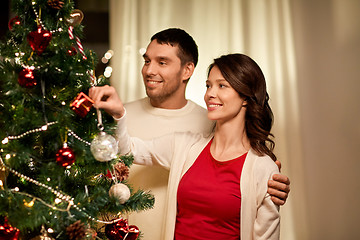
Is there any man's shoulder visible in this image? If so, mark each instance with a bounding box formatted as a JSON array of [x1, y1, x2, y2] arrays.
[[124, 97, 147, 108]]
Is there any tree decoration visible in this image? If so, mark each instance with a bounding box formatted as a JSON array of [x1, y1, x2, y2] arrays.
[[8, 16, 21, 31], [0, 217, 20, 240], [47, 0, 64, 10], [70, 92, 94, 118], [67, 46, 77, 56], [105, 218, 139, 240], [27, 26, 52, 55], [68, 26, 87, 60], [66, 220, 86, 240], [90, 131, 118, 162], [106, 162, 129, 182], [90, 109, 118, 162], [109, 183, 131, 204], [55, 143, 76, 167], [67, 9, 84, 26], [18, 66, 37, 88]]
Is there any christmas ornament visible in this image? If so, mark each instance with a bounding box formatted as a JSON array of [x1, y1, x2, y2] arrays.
[[109, 183, 130, 204], [8, 16, 21, 31], [105, 218, 139, 240], [27, 26, 52, 55], [67, 9, 84, 26], [106, 162, 129, 182], [0, 217, 20, 240], [66, 220, 86, 240], [70, 92, 94, 118], [55, 143, 76, 167], [91, 131, 118, 162], [68, 26, 87, 60], [67, 46, 77, 56], [47, 0, 64, 9], [18, 67, 37, 88]]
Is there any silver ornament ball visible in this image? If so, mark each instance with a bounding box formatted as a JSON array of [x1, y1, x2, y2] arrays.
[[109, 183, 131, 204], [90, 131, 118, 162]]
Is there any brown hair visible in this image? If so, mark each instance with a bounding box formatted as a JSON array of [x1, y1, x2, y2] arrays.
[[208, 53, 276, 161]]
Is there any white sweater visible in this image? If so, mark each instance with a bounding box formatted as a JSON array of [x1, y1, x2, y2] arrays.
[[116, 112, 280, 240], [123, 98, 214, 239]]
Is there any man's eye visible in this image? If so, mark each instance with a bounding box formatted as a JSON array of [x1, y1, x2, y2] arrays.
[[159, 61, 166, 65]]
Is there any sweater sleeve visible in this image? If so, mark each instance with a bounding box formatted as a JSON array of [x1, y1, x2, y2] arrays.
[[253, 157, 280, 240], [115, 110, 174, 170]]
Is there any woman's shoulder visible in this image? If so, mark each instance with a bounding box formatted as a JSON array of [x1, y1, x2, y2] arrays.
[[246, 150, 279, 174]]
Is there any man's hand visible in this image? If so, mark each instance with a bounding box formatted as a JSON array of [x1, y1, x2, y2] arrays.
[[267, 160, 291, 206], [89, 85, 125, 118]]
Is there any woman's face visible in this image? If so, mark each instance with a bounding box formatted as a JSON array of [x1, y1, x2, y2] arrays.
[[204, 66, 246, 123]]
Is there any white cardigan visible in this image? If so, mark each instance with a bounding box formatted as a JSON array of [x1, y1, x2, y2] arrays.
[[116, 114, 280, 240]]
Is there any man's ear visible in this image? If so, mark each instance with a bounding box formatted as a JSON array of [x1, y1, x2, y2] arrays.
[[182, 62, 195, 82]]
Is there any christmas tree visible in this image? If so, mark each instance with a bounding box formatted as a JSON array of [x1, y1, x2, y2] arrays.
[[0, 0, 154, 239]]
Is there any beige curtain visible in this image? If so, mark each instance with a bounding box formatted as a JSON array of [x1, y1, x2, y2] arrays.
[[109, 0, 304, 239]]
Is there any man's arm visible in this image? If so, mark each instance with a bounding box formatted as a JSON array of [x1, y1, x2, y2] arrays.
[[267, 160, 291, 206]]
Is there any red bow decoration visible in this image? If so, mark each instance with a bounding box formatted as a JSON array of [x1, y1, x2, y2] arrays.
[[105, 218, 139, 240], [70, 92, 94, 118]]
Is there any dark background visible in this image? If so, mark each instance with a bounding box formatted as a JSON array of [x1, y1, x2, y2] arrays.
[[0, 0, 110, 75]]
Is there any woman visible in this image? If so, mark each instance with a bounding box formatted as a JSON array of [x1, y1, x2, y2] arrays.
[[115, 53, 280, 240]]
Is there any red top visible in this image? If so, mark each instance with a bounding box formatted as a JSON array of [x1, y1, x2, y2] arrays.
[[174, 139, 247, 240]]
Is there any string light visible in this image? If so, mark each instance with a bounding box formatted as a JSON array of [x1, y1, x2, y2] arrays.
[[1, 121, 57, 144]]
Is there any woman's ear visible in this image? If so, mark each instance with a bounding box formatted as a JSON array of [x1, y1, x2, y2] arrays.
[[242, 98, 248, 107]]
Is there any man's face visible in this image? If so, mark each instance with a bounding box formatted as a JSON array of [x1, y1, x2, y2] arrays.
[[141, 40, 186, 105]]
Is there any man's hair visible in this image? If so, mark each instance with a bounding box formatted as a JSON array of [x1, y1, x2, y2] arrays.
[[151, 28, 198, 67]]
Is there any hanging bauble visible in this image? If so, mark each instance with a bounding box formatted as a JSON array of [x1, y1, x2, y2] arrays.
[[0, 217, 20, 240], [90, 131, 118, 162], [109, 183, 130, 204], [55, 143, 76, 167], [105, 218, 139, 240], [70, 92, 94, 118], [67, 46, 77, 56], [27, 26, 52, 55], [18, 67, 37, 88], [47, 0, 64, 10], [67, 9, 84, 26], [8, 16, 21, 31]]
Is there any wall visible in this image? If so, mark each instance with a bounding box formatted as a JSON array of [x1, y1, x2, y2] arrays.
[[290, 0, 360, 239]]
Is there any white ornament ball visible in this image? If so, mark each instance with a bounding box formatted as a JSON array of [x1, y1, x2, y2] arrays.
[[90, 131, 118, 162], [109, 183, 131, 204]]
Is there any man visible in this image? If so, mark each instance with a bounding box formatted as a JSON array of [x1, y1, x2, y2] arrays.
[[90, 28, 290, 239]]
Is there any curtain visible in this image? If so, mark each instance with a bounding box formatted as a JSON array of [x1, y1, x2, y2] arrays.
[[109, 0, 303, 239]]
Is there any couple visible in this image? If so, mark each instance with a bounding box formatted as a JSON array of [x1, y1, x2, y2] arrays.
[[90, 28, 289, 240]]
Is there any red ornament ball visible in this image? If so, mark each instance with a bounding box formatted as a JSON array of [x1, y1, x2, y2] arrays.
[[105, 219, 139, 240], [18, 67, 37, 88], [8, 16, 21, 31], [67, 46, 77, 56], [27, 26, 52, 55], [55, 144, 76, 167], [0, 217, 20, 240]]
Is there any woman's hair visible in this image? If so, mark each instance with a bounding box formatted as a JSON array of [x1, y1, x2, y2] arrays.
[[208, 53, 276, 161]]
